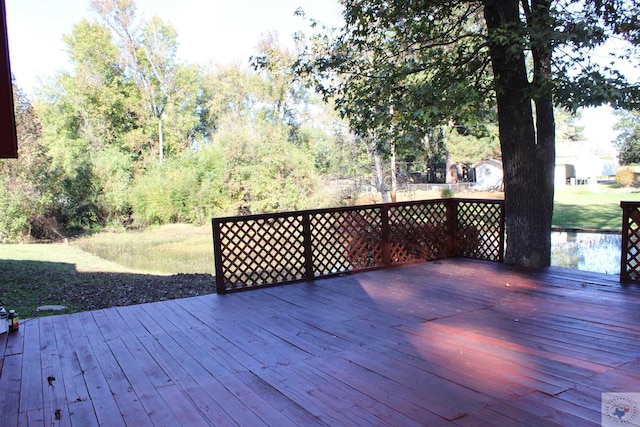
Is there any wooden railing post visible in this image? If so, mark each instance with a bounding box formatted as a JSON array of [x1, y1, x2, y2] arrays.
[[498, 201, 505, 263], [619, 201, 640, 283], [446, 199, 458, 257], [302, 213, 315, 280], [212, 218, 226, 294], [381, 205, 392, 266], [621, 202, 629, 282]]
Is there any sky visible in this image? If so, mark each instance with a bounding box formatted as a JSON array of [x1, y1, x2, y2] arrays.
[[3, 0, 633, 149], [5, 0, 343, 95]]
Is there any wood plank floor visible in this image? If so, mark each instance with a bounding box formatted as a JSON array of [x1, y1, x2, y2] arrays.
[[1, 258, 640, 426]]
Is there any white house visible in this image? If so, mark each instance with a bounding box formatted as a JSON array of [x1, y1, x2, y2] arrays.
[[555, 163, 577, 186], [472, 159, 503, 191]]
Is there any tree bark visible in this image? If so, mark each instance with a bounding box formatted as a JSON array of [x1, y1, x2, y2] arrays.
[[373, 149, 389, 203], [445, 150, 458, 184], [483, 0, 555, 267]]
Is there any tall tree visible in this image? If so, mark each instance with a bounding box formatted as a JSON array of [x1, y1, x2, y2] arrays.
[[251, 33, 310, 140], [296, 0, 639, 267], [91, 0, 210, 163], [61, 19, 138, 149], [614, 109, 640, 165], [0, 83, 57, 240]]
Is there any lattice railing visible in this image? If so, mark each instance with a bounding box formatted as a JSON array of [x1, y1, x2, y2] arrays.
[[213, 198, 505, 292], [455, 201, 505, 261], [620, 201, 640, 282]]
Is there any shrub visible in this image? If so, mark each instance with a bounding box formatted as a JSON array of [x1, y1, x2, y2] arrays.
[[91, 146, 134, 225], [130, 147, 229, 226], [616, 167, 636, 187], [215, 118, 320, 214], [441, 187, 454, 198]]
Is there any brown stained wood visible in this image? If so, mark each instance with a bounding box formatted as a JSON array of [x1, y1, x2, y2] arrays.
[[51, 316, 90, 405], [67, 399, 100, 427], [0, 0, 17, 159], [18, 319, 43, 418], [0, 353, 21, 426], [76, 311, 153, 426], [508, 391, 601, 426], [39, 316, 72, 427], [1, 259, 640, 426]]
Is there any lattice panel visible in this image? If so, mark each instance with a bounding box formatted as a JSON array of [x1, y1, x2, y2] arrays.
[[313, 208, 384, 272], [213, 199, 506, 292], [456, 201, 503, 261], [217, 215, 306, 291], [623, 207, 640, 281], [388, 202, 448, 263], [310, 211, 351, 275]]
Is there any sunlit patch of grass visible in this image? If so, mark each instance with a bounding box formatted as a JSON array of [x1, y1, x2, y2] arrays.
[[553, 184, 640, 231], [72, 224, 214, 274]]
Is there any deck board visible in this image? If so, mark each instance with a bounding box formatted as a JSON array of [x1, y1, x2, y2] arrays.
[[1, 258, 640, 426]]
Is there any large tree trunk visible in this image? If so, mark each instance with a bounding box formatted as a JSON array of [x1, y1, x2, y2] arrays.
[[373, 150, 389, 203], [445, 150, 458, 184], [484, 0, 555, 268]]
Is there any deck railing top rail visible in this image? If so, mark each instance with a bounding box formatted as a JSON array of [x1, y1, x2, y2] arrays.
[[212, 198, 505, 293]]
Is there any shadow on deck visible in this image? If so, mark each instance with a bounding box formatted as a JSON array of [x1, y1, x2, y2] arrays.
[[1, 258, 639, 426]]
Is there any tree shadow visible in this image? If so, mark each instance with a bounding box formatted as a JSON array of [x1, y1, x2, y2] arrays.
[[0, 258, 215, 317]]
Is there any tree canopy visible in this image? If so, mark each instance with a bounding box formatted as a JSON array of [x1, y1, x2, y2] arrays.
[[295, 0, 640, 267], [0, 1, 365, 241]]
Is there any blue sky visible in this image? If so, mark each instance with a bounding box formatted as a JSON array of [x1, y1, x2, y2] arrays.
[[5, 0, 343, 95]]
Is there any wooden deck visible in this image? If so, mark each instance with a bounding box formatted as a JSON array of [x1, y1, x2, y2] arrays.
[[1, 258, 639, 426]]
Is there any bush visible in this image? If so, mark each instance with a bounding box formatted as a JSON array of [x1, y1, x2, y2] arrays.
[[616, 167, 636, 187], [215, 118, 320, 214], [91, 146, 134, 225], [441, 187, 454, 198], [0, 185, 31, 242], [130, 147, 229, 226]]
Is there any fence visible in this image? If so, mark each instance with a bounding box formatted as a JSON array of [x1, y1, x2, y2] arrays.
[[212, 198, 505, 293], [620, 201, 640, 282]]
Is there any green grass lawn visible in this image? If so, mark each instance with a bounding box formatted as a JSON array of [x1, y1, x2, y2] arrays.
[[552, 184, 640, 230]]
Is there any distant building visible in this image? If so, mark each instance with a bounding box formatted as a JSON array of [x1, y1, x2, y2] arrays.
[[471, 159, 503, 191], [555, 156, 618, 184], [555, 163, 576, 186]]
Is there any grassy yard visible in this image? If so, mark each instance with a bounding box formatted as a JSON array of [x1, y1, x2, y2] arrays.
[[552, 184, 640, 230], [72, 223, 214, 275], [0, 225, 215, 317]]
